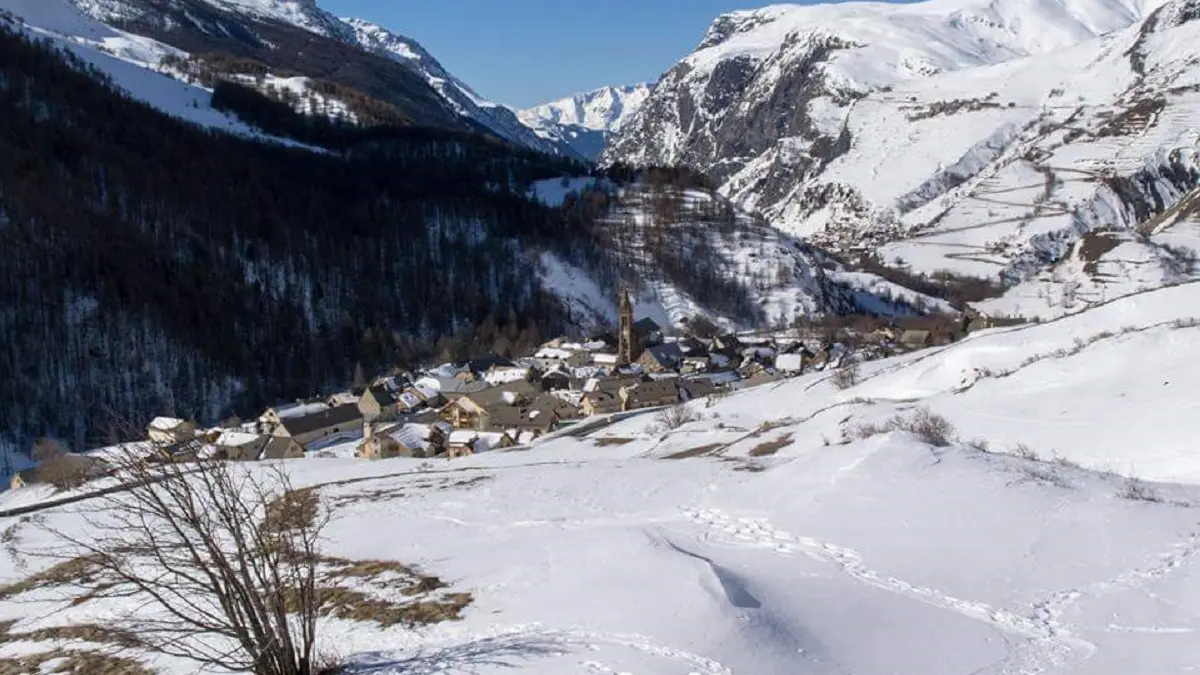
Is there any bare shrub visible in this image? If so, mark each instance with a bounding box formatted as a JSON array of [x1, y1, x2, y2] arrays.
[[656, 404, 699, 431], [966, 438, 991, 453], [43, 442, 332, 675], [831, 360, 861, 390], [892, 408, 956, 447], [846, 408, 955, 447], [1119, 476, 1161, 503], [1052, 454, 1082, 469], [1019, 465, 1071, 489], [848, 421, 888, 441], [1013, 443, 1039, 461]]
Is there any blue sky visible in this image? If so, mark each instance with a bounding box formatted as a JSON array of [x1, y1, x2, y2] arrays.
[[321, 0, 760, 108]]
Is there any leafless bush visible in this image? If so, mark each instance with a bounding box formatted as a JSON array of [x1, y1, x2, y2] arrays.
[[1119, 476, 1161, 503], [847, 408, 955, 447], [44, 442, 332, 675], [1013, 443, 1039, 461], [831, 360, 861, 390], [893, 408, 956, 447], [1052, 454, 1082, 469], [966, 438, 991, 453], [656, 404, 700, 431], [1018, 464, 1071, 489]]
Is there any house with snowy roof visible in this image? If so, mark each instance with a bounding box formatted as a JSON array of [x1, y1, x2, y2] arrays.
[[146, 417, 196, 445], [446, 430, 514, 458], [271, 403, 362, 447]]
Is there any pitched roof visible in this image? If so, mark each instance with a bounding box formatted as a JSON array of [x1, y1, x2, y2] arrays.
[[277, 403, 362, 436], [467, 354, 515, 373], [261, 437, 301, 459], [149, 417, 189, 431], [643, 343, 684, 367], [624, 378, 680, 402], [677, 378, 716, 399], [365, 385, 397, 407], [633, 317, 661, 336], [462, 381, 539, 410], [215, 430, 265, 449]]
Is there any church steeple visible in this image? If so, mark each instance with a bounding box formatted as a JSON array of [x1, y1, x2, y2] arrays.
[[617, 288, 635, 366]]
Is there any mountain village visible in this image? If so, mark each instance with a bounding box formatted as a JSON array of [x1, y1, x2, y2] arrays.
[[11, 291, 997, 490]]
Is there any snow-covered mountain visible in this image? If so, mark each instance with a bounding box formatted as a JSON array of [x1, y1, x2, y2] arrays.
[[603, 0, 1200, 307], [7, 0, 582, 157], [519, 84, 653, 161]]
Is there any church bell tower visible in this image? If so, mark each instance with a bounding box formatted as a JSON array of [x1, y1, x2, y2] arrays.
[[617, 288, 635, 366]]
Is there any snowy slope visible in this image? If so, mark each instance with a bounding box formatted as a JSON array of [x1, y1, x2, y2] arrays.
[[0, 0, 291, 139], [56, 0, 583, 156], [604, 0, 1200, 304], [518, 83, 653, 160], [4, 284, 1200, 674]]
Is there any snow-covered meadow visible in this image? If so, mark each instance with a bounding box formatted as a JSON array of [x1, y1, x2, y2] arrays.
[[2, 283, 1199, 674]]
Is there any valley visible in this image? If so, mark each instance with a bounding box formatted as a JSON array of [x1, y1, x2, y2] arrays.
[[0, 0, 1199, 673]]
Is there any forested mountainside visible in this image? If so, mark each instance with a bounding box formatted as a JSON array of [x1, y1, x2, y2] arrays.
[[540, 173, 944, 331], [0, 25, 932, 455], [34, 0, 579, 157], [0, 25, 583, 453]]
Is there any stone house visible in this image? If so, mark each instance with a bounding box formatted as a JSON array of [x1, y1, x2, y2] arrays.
[[446, 430, 514, 458], [358, 385, 401, 422], [581, 391, 622, 416], [272, 403, 363, 447], [900, 329, 933, 349], [620, 379, 681, 411], [356, 423, 406, 460], [677, 378, 717, 402], [540, 370, 571, 392], [638, 343, 684, 373], [442, 381, 538, 429], [213, 430, 269, 461], [260, 437, 305, 460], [147, 417, 196, 445]]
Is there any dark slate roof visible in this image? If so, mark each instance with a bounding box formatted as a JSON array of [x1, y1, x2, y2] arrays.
[[633, 317, 661, 337], [366, 385, 398, 407], [625, 378, 680, 402], [678, 378, 716, 400], [278, 403, 362, 436], [261, 437, 301, 459], [644, 343, 684, 367], [465, 381, 540, 410], [467, 354, 516, 374]]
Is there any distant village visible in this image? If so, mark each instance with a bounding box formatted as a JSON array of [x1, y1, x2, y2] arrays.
[[11, 292, 1000, 490]]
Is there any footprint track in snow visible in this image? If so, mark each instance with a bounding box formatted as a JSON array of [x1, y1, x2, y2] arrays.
[[681, 507, 1094, 674]]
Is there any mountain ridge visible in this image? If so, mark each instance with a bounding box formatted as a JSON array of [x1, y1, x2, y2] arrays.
[[602, 0, 1200, 316], [518, 83, 654, 161]]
